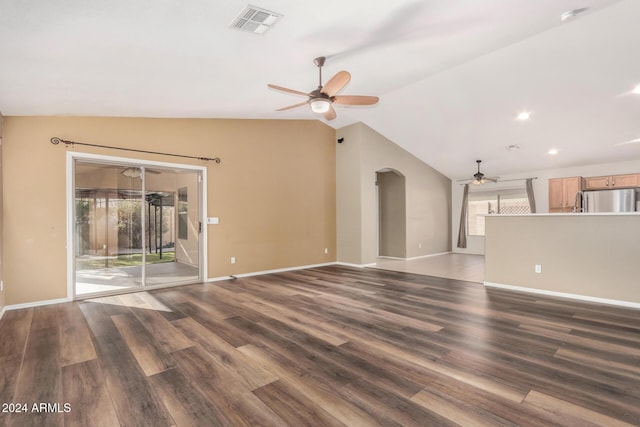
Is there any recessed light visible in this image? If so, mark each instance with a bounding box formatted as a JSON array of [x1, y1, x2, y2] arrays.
[[633, 85, 640, 95], [561, 7, 589, 21], [548, 148, 559, 155], [517, 111, 531, 121]]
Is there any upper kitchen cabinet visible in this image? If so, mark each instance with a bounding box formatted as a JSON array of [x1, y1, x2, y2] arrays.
[[584, 173, 639, 190], [549, 176, 583, 213]]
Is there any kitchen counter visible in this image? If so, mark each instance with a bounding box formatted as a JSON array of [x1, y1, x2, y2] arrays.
[[484, 214, 640, 307], [483, 212, 640, 217]]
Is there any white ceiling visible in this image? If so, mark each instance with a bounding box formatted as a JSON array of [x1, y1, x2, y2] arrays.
[[1, 0, 638, 179]]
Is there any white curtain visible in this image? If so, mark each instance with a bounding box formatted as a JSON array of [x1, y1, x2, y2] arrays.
[[457, 184, 469, 248]]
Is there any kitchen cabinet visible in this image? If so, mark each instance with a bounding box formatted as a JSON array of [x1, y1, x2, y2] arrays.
[[549, 176, 583, 213], [584, 173, 639, 190]]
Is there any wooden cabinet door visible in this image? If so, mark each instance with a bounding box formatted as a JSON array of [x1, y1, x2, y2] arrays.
[[549, 177, 584, 212], [611, 174, 639, 188], [564, 177, 582, 211], [548, 179, 565, 211], [584, 176, 610, 190]]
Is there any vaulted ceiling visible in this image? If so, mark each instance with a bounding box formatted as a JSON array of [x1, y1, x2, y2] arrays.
[[1, 0, 638, 179]]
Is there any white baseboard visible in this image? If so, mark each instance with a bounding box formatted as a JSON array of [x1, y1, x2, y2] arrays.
[[5, 297, 72, 311], [334, 262, 377, 268], [206, 276, 235, 282], [0, 307, 5, 320], [484, 281, 640, 310], [206, 262, 336, 282]]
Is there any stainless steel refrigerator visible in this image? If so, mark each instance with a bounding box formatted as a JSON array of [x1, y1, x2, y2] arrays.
[[584, 188, 636, 213]]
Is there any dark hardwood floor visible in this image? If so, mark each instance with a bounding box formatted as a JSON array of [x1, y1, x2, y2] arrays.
[[1, 265, 639, 426]]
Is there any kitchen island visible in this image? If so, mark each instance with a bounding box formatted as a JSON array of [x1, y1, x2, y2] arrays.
[[484, 212, 640, 307]]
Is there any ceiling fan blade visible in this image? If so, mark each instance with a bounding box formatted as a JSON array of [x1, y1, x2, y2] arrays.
[[333, 95, 379, 106], [321, 71, 351, 97], [267, 84, 310, 97], [323, 105, 337, 121], [276, 101, 308, 111], [614, 138, 640, 146]]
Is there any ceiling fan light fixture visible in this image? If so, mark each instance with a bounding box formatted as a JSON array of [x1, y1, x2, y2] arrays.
[[310, 98, 331, 113], [121, 167, 142, 178]]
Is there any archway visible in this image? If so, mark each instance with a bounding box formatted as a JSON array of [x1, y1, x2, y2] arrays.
[[376, 169, 406, 258]]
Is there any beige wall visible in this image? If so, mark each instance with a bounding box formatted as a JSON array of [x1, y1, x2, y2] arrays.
[[337, 122, 451, 265], [3, 117, 336, 305], [0, 112, 4, 312], [485, 215, 640, 304], [335, 125, 363, 264]]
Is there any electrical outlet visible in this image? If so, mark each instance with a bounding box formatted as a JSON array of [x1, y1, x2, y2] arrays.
[[418, 243, 422, 249], [535, 264, 542, 273], [324, 248, 329, 254], [0, 280, 3, 292], [231, 256, 236, 264]]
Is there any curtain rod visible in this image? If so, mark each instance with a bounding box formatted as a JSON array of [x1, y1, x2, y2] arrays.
[[50, 137, 221, 163], [458, 177, 537, 185]]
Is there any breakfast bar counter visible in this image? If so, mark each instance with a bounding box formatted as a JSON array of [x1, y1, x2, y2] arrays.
[[483, 213, 640, 307]]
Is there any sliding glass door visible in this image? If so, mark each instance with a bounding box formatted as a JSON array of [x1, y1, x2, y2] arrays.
[[73, 159, 201, 298], [144, 168, 200, 287]]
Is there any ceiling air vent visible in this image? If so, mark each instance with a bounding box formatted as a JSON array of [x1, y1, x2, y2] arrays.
[[231, 5, 283, 35]]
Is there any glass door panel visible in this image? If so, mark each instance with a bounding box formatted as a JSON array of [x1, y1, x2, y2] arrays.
[[144, 168, 200, 287], [74, 162, 144, 296]]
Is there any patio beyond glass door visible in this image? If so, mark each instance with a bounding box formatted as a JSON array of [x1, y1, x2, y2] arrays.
[[73, 159, 201, 298]]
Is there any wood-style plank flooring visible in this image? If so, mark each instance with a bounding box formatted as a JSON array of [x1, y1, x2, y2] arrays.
[[1, 265, 639, 426], [373, 253, 485, 283]]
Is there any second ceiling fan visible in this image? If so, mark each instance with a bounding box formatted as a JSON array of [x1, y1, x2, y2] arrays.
[[268, 56, 379, 121], [472, 160, 499, 185]]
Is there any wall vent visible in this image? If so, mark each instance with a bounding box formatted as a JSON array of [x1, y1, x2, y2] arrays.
[[230, 5, 283, 35]]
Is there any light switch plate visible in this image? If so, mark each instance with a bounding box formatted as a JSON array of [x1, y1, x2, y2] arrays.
[[207, 217, 219, 225]]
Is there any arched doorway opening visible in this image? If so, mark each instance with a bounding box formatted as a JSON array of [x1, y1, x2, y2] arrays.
[[376, 169, 406, 258]]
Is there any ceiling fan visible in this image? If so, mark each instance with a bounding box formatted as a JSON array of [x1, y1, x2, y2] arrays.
[[614, 137, 640, 146], [267, 56, 379, 121], [121, 167, 161, 178], [471, 160, 499, 185]]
